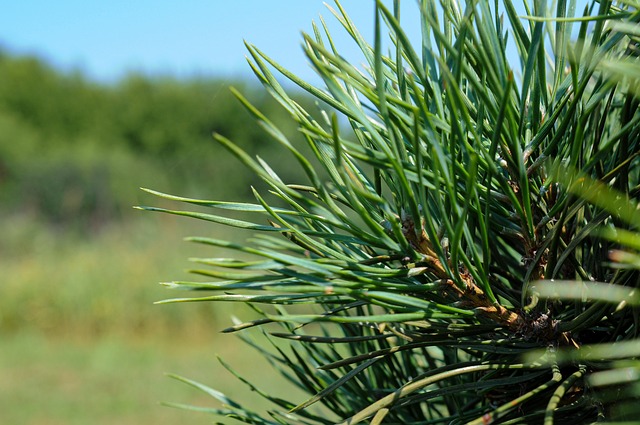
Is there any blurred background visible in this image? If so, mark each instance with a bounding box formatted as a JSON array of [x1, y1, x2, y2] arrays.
[[0, 1, 412, 424]]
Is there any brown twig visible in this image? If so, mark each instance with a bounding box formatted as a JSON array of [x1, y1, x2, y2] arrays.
[[400, 214, 575, 345]]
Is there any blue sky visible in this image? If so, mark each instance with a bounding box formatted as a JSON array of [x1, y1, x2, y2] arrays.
[[0, 1, 420, 84]]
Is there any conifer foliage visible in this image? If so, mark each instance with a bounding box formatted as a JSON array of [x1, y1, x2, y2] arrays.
[[140, 1, 640, 423]]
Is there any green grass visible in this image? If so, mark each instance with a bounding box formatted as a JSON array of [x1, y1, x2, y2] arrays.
[[0, 214, 302, 423], [1, 331, 207, 425], [0, 330, 297, 425], [0, 212, 235, 336]]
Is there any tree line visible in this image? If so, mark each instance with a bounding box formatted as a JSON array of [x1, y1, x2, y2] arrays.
[[0, 50, 310, 230]]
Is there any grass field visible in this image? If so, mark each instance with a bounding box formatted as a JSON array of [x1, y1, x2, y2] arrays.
[[3, 331, 210, 425], [0, 212, 303, 424], [1, 330, 302, 425]]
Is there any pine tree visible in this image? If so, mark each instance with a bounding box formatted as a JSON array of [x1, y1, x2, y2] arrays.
[[139, 1, 640, 423]]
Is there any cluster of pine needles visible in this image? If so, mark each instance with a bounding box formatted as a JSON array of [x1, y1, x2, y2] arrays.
[[139, 1, 640, 423]]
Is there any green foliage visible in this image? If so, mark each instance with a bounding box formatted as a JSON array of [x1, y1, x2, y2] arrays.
[[142, 0, 640, 423], [0, 51, 310, 229]]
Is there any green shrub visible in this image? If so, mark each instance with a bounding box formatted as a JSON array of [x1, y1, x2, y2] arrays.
[[142, 1, 640, 423]]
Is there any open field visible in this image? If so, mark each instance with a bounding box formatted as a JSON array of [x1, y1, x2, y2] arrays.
[[1, 330, 302, 425], [1, 211, 240, 337], [0, 214, 303, 424], [3, 331, 213, 425]]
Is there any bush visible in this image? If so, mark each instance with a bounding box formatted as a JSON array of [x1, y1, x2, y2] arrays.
[[142, 1, 640, 423]]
